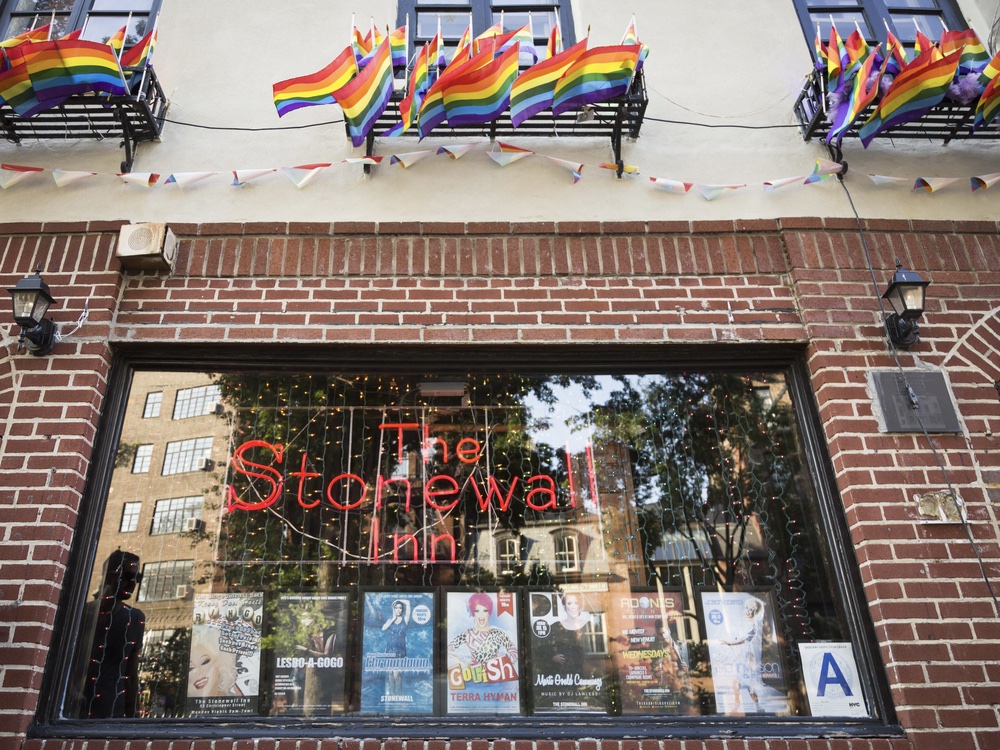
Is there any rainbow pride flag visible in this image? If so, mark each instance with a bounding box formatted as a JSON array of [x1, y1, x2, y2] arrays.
[[472, 23, 502, 54], [351, 25, 370, 63], [389, 24, 407, 68], [546, 21, 562, 60], [973, 72, 1000, 131], [120, 27, 156, 69], [1, 23, 50, 48], [859, 49, 960, 147], [107, 24, 127, 52], [417, 46, 492, 137], [443, 42, 519, 126], [59, 28, 82, 42], [332, 38, 394, 146], [884, 31, 907, 77], [939, 29, 989, 75], [481, 24, 536, 63], [826, 25, 845, 93], [451, 23, 473, 65], [273, 45, 358, 117], [980, 50, 1000, 87], [510, 38, 586, 127], [827, 45, 883, 145], [914, 30, 935, 57], [0, 48, 47, 117], [26, 39, 127, 102], [551, 44, 641, 116], [384, 41, 431, 135]]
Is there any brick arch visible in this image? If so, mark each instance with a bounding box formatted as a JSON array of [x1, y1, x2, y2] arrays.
[[940, 306, 1000, 387]]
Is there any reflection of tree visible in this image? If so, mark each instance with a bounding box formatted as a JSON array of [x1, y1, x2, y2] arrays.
[[140, 629, 190, 718]]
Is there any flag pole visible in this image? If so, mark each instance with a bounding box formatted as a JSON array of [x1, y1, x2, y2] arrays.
[[48, 10, 55, 39], [135, 13, 158, 100], [117, 12, 132, 61]]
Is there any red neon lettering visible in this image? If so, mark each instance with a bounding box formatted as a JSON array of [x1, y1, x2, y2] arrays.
[[525, 474, 557, 510], [376, 475, 412, 511], [565, 446, 577, 508], [471, 475, 518, 513], [393, 533, 419, 563], [379, 422, 419, 460], [325, 473, 367, 511], [425, 474, 460, 511], [423, 425, 449, 464], [455, 438, 482, 465], [290, 453, 321, 509], [226, 440, 284, 512], [369, 515, 380, 561], [431, 532, 457, 563]]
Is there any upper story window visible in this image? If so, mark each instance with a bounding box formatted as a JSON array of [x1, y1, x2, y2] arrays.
[[131, 444, 153, 474], [161, 437, 213, 476], [497, 536, 519, 575], [172, 385, 222, 420], [791, 0, 964, 57], [553, 532, 579, 573], [151, 496, 204, 535], [399, 0, 576, 63], [143, 392, 163, 419], [120, 501, 142, 533], [0, 0, 161, 45]]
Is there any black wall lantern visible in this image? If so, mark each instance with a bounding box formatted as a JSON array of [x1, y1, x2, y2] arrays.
[[7, 267, 57, 356], [881, 260, 930, 350]]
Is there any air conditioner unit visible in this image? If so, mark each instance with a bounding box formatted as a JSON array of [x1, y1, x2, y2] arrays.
[[175, 584, 190, 599], [184, 517, 205, 533], [213, 402, 225, 415], [194, 457, 212, 471], [116, 223, 178, 272]]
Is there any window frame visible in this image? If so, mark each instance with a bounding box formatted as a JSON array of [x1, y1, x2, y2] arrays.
[[131, 443, 153, 474], [143, 392, 162, 419], [790, 0, 965, 58], [33, 343, 900, 740], [0, 0, 162, 44]]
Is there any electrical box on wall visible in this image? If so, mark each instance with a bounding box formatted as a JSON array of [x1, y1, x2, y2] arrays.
[[116, 223, 177, 272], [871, 370, 962, 433]]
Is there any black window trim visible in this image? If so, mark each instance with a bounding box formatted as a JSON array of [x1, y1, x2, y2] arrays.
[[0, 0, 163, 43], [33, 342, 900, 741], [398, 0, 577, 49]]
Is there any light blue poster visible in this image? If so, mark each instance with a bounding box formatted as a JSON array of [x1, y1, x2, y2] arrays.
[[446, 591, 521, 714], [359, 591, 435, 715]]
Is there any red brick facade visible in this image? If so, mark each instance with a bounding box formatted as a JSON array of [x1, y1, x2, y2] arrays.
[[2, 218, 998, 750]]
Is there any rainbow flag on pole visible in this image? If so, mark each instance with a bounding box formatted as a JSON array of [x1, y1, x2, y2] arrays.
[[107, 24, 127, 52], [1, 23, 51, 48], [442, 42, 519, 126], [332, 38, 394, 146], [884, 30, 907, 77], [939, 28, 989, 75], [827, 45, 883, 145], [389, 24, 408, 68], [551, 44, 641, 116], [273, 46, 358, 117], [384, 40, 431, 135], [26, 39, 127, 102], [979, 50, 1000, 86], [859, 48, 960, 147], [546, 20, 562, 59], [0, 48, 47, 117], [417, 46, 492, 137], [620, 15, 649, 70], [973, 72, 1000, 131], [120, 27, 156, 68], [510, 38, 587, 127]]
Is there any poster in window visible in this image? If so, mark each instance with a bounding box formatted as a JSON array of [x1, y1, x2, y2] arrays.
[[359, 590, 435, 715], [270, 593, 350, 716], [446, 590, 521, 714], [527, 588, 610, 713], [614, 589, 691, 715], [187, 592, 263, 716], [701, 590, 790, 716], [798, 642, 868, 717]]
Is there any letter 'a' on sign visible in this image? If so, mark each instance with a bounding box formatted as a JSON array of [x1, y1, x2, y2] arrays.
[[797, 643, 869, 717]]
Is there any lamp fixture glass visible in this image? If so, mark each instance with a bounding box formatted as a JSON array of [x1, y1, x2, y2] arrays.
[[881, 259, 930, 350], [7, 267, 57, 355]]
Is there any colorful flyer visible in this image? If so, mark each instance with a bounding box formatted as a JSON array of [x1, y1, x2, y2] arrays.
[[614, 589, 691, 715], [446, 590, 521, 714], [187, 592, 264, 716], [359, 590, 435, 715], [701, 590, 790, 716], [270, 593, 350, 716], [798, 642, 868, 717], [527, 588, 610, 713]]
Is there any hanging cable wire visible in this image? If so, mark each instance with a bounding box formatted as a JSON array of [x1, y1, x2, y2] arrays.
[[837, 174, 1000, 614], [160, 117, 343, 132]]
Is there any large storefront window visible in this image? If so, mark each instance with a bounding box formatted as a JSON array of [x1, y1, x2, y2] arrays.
[[57, 362, 885, 730]]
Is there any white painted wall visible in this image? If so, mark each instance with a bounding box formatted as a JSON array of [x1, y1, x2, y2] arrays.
[[1, 0, 998, 223]]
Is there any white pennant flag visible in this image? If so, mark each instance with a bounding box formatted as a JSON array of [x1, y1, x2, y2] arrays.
[[763, 175, 808, 192], [487, 150, 531, 167], [542, 156, 583, 183], [812, 158, 844, 177], [695, 183, 745, 201], [232, 168, 277, 186], [390, 150, 434, 169], [281, 163, 330, 189], [341, 156, 383, 165], [437, 144, 476, 160], [650, 177, 693, 194], [165, 171, 216, 187], [913, 177, 960, 193], [1, 164, 44, 189], [864, 173, 910, 186], [971, 172, 1000, 191], [118, 172, 160, 187], [52, 169, 97, 188]]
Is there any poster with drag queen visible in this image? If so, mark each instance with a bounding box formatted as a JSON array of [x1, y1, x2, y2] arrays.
[[446, 590, 521, 714], [701, 590, 790, 716]]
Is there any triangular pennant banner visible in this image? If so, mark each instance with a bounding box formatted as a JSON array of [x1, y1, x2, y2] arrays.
[[232, 168, 277, 186], [913, 177, 960, 193], [164, 172, 217, 187], [281, 163, 330, 189], [971, 172, 1000, 191], [52, 169, 97, 188], [650, 177, 693, 194], [543, 156, 583, 183], [813, 158, 844, 176], [865, 173, 911, 186], [341, 156, 384, 165], [763, 175, 809, 192], [437, 144, 477, 160], [389, 150, 434, 169], [695, 183, 745, 201], [118, 172, 160, 188], [1, 164, 44, 189], [487, 150, 532, 167]]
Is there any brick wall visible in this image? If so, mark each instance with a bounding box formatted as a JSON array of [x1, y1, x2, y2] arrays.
[[1, 219, 998, 750]]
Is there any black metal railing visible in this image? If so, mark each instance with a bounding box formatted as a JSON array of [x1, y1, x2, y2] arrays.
[[1, 65, 168, 173]]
